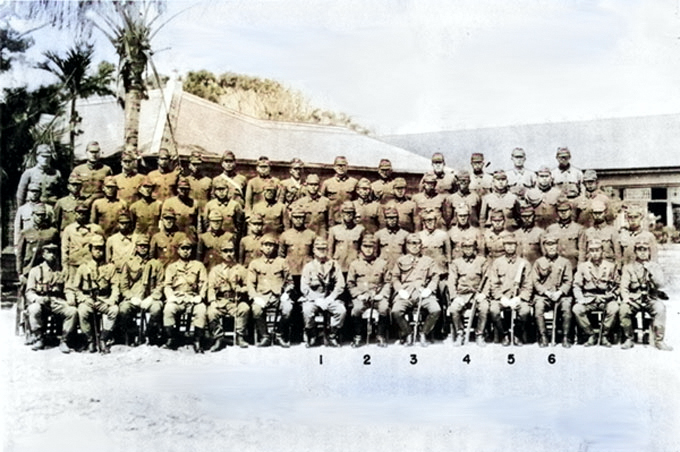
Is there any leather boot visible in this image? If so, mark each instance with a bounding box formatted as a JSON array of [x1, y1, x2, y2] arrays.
[[59, 339, 71, 354], [327, 329, 340, 347], [236, 334, 249, 348], [31, 334, 44, 351], [419, 332, 430, 347], [210, 337, 225, 352], [475, 334, 486, 347], [193, 327, 205, 353], [584, 334, 598, 347], [538, 335, 549, 348], [305, 328, 317, 348], [100, 329, 112, 354], [274, 333, 290, 348], [352, 317, 364, 343], [162, 326, 177, 349], [621, 338, 634, 350], [452, 333, 464, 347], [376, 335, 387, 347], [87, 335, 97, 353], [351, 335, 363, 348]]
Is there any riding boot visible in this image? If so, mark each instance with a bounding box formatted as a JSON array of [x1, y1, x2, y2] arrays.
[[193, 327, 205, 353], [162, 326, 177, 349], [100, 329, 112, 353]]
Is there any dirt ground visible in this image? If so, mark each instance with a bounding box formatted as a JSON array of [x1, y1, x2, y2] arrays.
[[2, 300, 680, 452]]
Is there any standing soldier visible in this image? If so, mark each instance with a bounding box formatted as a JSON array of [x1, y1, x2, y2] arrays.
[[375, 206, 409, 271], [524, 166, 562, 229], [328, 201, 365, 275], [419, 152, 456, 195], [447, 237, 489, 347], [147, 148, 180, 202], [114, 150, 145, 204], [14, 182, 55, 248], [162, 234, 208, 352], [54, 173, 86, 233], [546, 198, 584, 270], [300, 237, 347, 347], [62, 202, 104, 284], [16, 204, 58, 279], [184, 150, 212, 211], [381, 177, 417, 232], [213, 150, 247, 205], [372, 158, 397, 203], [279, 206, 317, 297], [207, 237, 251, 350], [69, 235, 120, 353], [580, 200, 621, 263], [24, 243, 76, 353], [346, 234, 392, 347], [551, 147, 583, 189], [576, 170, 610, 227], [572, 239, 619, 347], [130, 176, 162, 237], [70, 141, 112, 203], [469, 153, 493, 197], [106, 212, 136, 272], [321, 156, 358, 226], [245, 156, 280, 213], [515, 205, 544, 265], [150, 208, 181, 268], [16, 144, 63, 206], [619, 205, 658, 264], [418, 210, 451, 311], [91, 176, 128, 237], [203, 177, 243, 238], [480, 170, 520, 230], [506, 147, 536, 195], [198, 210, 234, 272], [248, 235, 294, 347], [119, 234, 165, 346], [482, 210, 507, 261], [486, 232, 532, 346], [448, 203, 483, 260], [412, 173, 451, 231], [532, 234, 574, 348], [391, 234, 441, 346], [293, 174, 330, 237], [251, 179, 286, 238], [619, 238, 672, 351], [239, 213, 266, 268], [447, 170, 481, 227], [162, 178, 199, 235], [353, 178, 381, 234], [278, 157, 306, 203]]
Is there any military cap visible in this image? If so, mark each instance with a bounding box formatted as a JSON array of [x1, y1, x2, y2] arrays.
[[422, 173, 437, 183], [134, 234, 151, 245], [313, 237, 328, 248], [421, 209, 438, 220], [208, 210, 224, 221], [556, 198, 572, 210], [406, 233, 422, 244], [457, 170, 471, 180], [357, 178, 372, 189], [556, 147, 571, 157], [470, 153, 484, 162], [213, 178, 228, 189], [86, 141, 101, 152], [190, 150, 203, 163], [290, 205, 307, 217], [175, 233, 195, 247], [519, 204, 535, 215], [379, 158, 392, 168], [261, 234, 278, 244], [162, 207, 177, 219], [249, 213, 265, 224], [177, 178, 191, 189], [27, 181, 42, 192], [393, 177, 407, 188], [32, 203, 47, 215], [341, 201, 356, 213], [501, 232, 517, 244], [634, 238, 651, 249], [536, 165, 552, 175], [222, 150, 236, 161], [68, 173, 83, 184], [460, 237, 477, 247], [383, 206, 399, 217], [591, 200, 607, 213], [104, 176, 118, 187], [334, 156, 348, 165], [263, 179, 278, 190], [306, 174, 320, 184], [158, 148, 171, 158], [118, 212, 132, 223], [542, 234, 559, 245], [220, 236, 236, 250], [90, 234, 106, 248], [587, 239, 603, 250], [121, 150, 136, 162], [431, 153, 445, 163], [36, 144, 52, 156], [511, 147, 526, 157], [290, 158, 304, 168], [257, 156, 271, 167], [583, 170, 598, 181], [489, 209, 505, 221], [493, 170, 507, 180], [42, 242, 59, 251], [456, 203, 470, 215], [564, 183, 580, 197], [626, 205, 643, 218], [141, 176, 155, 187], [362, 234, 377, 246], [75, 202, 90, 213]]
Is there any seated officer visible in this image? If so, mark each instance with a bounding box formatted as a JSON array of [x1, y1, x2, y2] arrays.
[[162, 233, 208, 352], [486, 232, 532, 346], [300, 238, 347, 347], [532, 234, 574, 348], [207, 237, 250, 350], [619, 238, 672, 351], [24, 243, 76, 353], [447, 237, 489, 347], [346, 234, 392, 347], [390, 233, 441, 346], [572, 239, 619, 347], [247, 234, 294, 347]]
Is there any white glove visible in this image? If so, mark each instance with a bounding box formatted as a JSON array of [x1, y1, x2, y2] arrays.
[[474, 293, 486, 303], [191, 295, 203, 305], [253, 297, 267, 308], [499, 296, 511, 308], [509, 296, 521, 309], [420, 288, 432, 298], [549, 291, 562, 302], [398, 290, 409, 300]]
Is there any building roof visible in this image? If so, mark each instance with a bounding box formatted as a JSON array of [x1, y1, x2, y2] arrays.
[[71, 81, 432, 173], [381, 114, 680, 172]]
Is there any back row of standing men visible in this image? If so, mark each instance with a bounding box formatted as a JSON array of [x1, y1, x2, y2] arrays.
[[15, 142, 670, 352]]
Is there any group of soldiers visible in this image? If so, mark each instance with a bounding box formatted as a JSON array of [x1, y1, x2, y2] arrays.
[[14, 141, 673, 353]]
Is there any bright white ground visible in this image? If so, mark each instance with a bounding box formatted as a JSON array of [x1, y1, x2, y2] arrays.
[[2, 301, 679, 452]]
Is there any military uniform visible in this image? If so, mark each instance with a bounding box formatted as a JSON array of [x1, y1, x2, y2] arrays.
[[447, 190, 481, 228], [524, 185, 562, 229], [162, 194, 198, 234], [418, 227, 450, 278], [482, 228, 506, 260], [515, 223, 545, 264], [147, 167, 180, 202], [381, 197, 417, 233], [16, 223, 58, 278], [198, 229, 235, 271], [447, 252, 488, 344], [13, 200, 55, 247], [251, 199, 286, 238], [106, 230, 136, 272], [580, 223, 621, 263], [507, 168, 536, 192], [353, 197, 381, 234], [54, 192, 87, 233], [17, 165, 63, 206], [448, 223, 484, 260], [62, 221, 104, 283], [114, 171, 145, 205], [322, 175, 358, 226], [204, 197, 244, 236], [213, 172, 247, 204], [90, 178, 128, 237], [279, 227, 316, 278], [375, 226, 408, 270], [328, 213, 365, 273], [551, 166, 583, 188], [293, 193, 330, 237], [207, 261, 250, 347], [162, 258, 208, 330], [130, 196, 162, 237], [412, 191, 450, 230], [480, 180, 520, 230], [245, 175, 281, 212], [469, 171, 493, 196], [70, 162, 112, 203]]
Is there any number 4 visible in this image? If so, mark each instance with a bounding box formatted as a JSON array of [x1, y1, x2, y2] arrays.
[[463, 354, 471, 364]]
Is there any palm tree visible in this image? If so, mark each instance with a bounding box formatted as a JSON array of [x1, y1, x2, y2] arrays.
[[38, 42, 115, 167]]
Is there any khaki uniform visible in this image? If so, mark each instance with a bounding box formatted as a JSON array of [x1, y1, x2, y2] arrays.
[[150, 229, 180, 267], [572, 260, 619, 337], [279, 228, 316, 276], [69, 260, 120, 336], [212, 172, 247, 203], [480, 191, 520, 230], [418, 229, 450, 275], [113, 172, 145, 204], [532, 255, 573, 341], [412, 192, 450, 230], [251, 200, 286, 238], [551, 166, 583, 188], [486, 255, 532, 340], [25, 262, 76, 338], [130, 198, 162, 237], [54, 194, 87, 233], [186, 174, 212, 210], [371, 178, 397, 203], [207, 262, 250, 339], [17, 166, 63, 205], [106, 232, 136, 272], [203, 198, 243, 236], [347, 255, 392, 339], [293, 195, 330, 237], [161, 196, 199, 234], [239, 234, 263, 268], [448, 225, 484, 260], [70, 163, 112, 202], [329, 223, 365, 273], [300, 258, 347, 330], [482, 229, 506, 260], [119, 255, 165, 342], [61, 223, 104, 283], [419, 171, 457, 195], [469, 172, 493, 196], [16, 227, 59, 277], [279, 177, 307, 203], [13, 202, 55, 247], [147, 168, 180, 202], [515, 225, 545, 264], [619, 261, 667, 343], [506, 169, 536, 192], [198, 230, 235, 272], [162, 260, 208, 329], [525, 187, 562, 229], [245, 176, 281, 212], [248, 256, 294, 335], [353, 199, 381, 234], [381, 199, 417, 232], [91, 197, 128, 237], [619, 229, 658, 264], [447, 255, 488, 337], [575, 191, 610, 227], [580, 224, 621, 263], [447, 191, 481, 227], [375, 227, 408, 270], [391, 254, 441, 338], [321, 175, 358, 225], [546, 221, 584, 270]]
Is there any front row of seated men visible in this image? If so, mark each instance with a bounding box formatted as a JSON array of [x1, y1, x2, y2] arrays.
[[24, 228, 672, 353]]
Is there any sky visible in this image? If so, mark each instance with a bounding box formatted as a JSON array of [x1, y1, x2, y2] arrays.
[[4, 0, 680, 135]]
